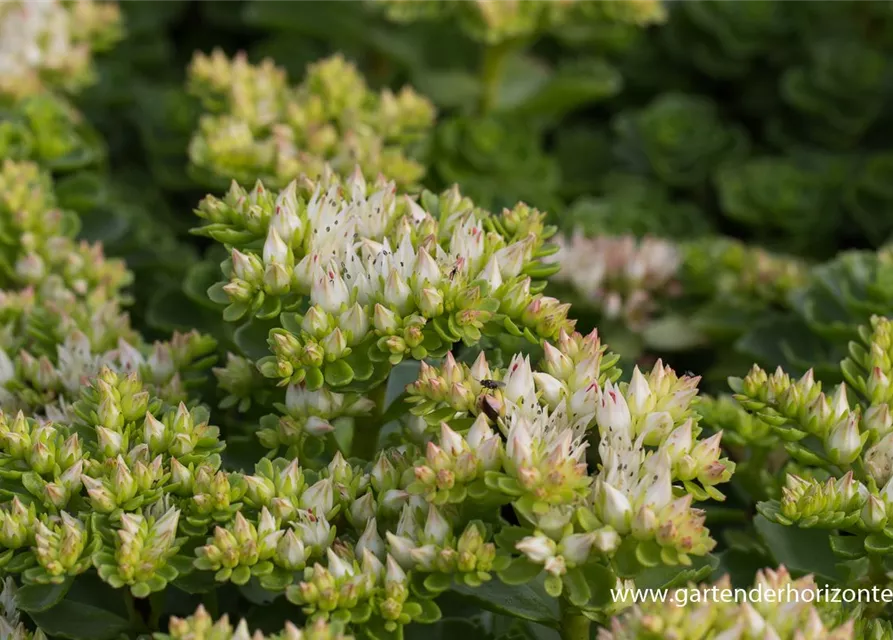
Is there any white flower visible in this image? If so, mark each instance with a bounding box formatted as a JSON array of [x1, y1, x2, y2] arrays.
[[423, 506, 450, 545], [326, 548, 354, 579], [627, 367, 651, 413], [504, 354, 536, 406], [494, 237, 531, 279], [300, 478, 334, 514], [515, 534, 556, 564], [449, 216, 485, 272], [310, 264, 350, 314], [533, 372, 564, 409], [596, 380, 631, 440]]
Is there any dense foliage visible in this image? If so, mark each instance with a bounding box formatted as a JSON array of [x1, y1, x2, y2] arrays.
[[5, 1, 893, 639]]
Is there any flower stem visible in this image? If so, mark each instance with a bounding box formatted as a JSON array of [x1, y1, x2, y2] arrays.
[[560, 600, 591, 640], [479, 40, 514, 114], [353, 382, 388, 459]]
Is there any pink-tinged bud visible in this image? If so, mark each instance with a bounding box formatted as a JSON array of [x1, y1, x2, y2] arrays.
[[542, 341, 573, 380], [466, 414, 493, 448], [559, 532, 595, 565], [865, 404, 893, 438], [415, 248, 441, 287], [504, 354, 535, 404], [825, 414, 863, 466], [516, 535, 556, 564], [82, 475, 116, 512], [439, 423, 465, 456], [417, 287, 444, 317], [467, 354, 490, 385], [870, 367, 891, 402], [232, 249, 263, 282], [863, 495, 887, 531], [423, 506, 450, 545], [596, 381, 631, 438], [506, 418, 534, 469], [689, 430, 721, 465], [385, 554, 407, 585], [263, 262, 292, 295], [475, 436, 502, 471], [305, 416, 335, 437], [277, 529, 308, 571], [831, 384, 850, 419], [350, 492, 376, 526], [866, 432, 893, 487], [596, 480, 632, 533], [144, 413, 167, 451], [385, 532, 417, 569], [279, 459, 303, 496], [627, 367, 652, 414], [592, 527, 621, 554], [533, 372, 564, 409], [96, 426, 123, 457], [639, 453, 672, 512], [357, 518, 385, 560], [320, 328, 348, 359], [479, 257, 503, 291], [631, 506, 657, 539], [311, 266, 350, 314], [373, 304, 400, 334], [263, 228, 291, 266], [662, 420, 693, 462], [325, 548, 354, 580], [495, 238, 530, 278], [301, 478, 334, 514], [339, 303, 369, 343]]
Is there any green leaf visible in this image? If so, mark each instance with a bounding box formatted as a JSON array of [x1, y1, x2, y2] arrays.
[[451, 575, 559, 627], [15, 578, 73, 612], [324, 360, 355, 387], [28, 584, 131, 640], [235, 319, 278, 361], [561, 568, 590, 607], [636, 553, 719, 590], [507, 59, 622, 123], [498, 557, 543, 585], [754, 515, 841, 583]]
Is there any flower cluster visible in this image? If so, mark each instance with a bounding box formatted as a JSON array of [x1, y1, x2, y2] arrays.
[[195, 167, 567, 391], [157, 605, 351, 640], [187, 51, 435, 189], [0, 367, 227, 594], [601, 566, 854, 640], [550, 233, 680, 331], [732, 315, 893, 565], [374, 0, 665, 44], [0, 161, 217, 417], [550, 231, 807, 341], [0, 0, 122, 98], [0, 92, 105, 175], [406, 330, 733, 611]]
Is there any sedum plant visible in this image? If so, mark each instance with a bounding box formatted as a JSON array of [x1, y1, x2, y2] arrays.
[[0, 159, 216, 419], [374, 0, 665, 46], [549, 230, 807, 364], [194, 166, 568, 401], [731, 315, 893, 593], [0, 0, 122, 99], [187, 51, 435, 191]]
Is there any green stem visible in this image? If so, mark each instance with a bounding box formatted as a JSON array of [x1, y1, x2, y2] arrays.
[[479, 40, 514, 114], [353, 383, 388, 459], [560, 600, 591, 640]]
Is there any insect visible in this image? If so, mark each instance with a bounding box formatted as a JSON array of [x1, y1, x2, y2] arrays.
[[479, 379, 505, 390]]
